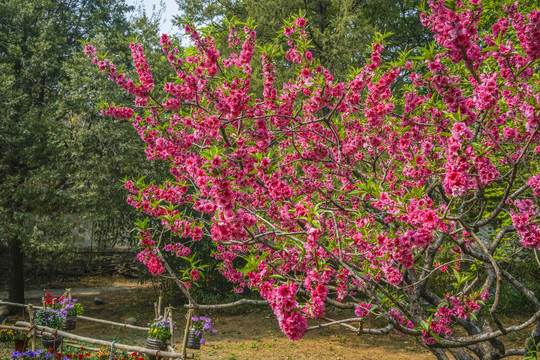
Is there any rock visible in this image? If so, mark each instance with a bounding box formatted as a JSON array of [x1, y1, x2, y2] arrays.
[[125, 317, 137, 325], [94, 297, 104, 305], [0, 306, 10, 317]]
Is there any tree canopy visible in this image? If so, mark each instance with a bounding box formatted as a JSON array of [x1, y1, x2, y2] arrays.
[[0, 0, 146, 304]]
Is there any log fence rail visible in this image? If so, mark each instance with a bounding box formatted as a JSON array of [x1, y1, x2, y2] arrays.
[[0, 299, 193, 359]]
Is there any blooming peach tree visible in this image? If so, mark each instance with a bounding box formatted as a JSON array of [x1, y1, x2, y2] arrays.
[[86, 1, 540, 358]]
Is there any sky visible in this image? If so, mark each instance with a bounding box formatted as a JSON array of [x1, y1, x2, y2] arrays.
[[125, 0, 182, 36]]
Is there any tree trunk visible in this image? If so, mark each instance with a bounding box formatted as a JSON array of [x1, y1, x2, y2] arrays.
[[8, 236, 25, 313]]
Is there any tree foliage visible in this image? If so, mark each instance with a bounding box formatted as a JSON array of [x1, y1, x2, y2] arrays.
[[0, 0, 147, 303], [175, 0, 431, 79]]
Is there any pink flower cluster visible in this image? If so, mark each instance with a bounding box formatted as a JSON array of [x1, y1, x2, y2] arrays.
[[86, 43, 153, 102], [303, 269, 330, 318], [421, 0, 484, 67], [135, 229, 164, 276], [513, 10, 540, 61], [472, 72, 499, 111], [528, 173, 540, 196], [511, 199, 540, 249], [422, 291, 488, 345], [264, 283, 308, 340], [354, 302, 373, 318], [100, 105, 134, 119]]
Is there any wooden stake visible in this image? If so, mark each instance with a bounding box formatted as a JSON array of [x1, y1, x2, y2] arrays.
[[157, 293, 162, 318], [28, 304, 35, 352], [180, 309, 193, 359], [168, 307, 174, 347]]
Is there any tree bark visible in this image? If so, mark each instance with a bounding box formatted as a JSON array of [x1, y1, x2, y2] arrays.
[[8, 236, 25, 313]]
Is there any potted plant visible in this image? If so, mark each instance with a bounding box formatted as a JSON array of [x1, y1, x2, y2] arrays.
[[187, 316, 216, 349], [60, 298, 83, 330], [43, 292, 84, 330], [146, 316, 175, 351], [0, 324, 28, 352], [34, 308, 66, 352]]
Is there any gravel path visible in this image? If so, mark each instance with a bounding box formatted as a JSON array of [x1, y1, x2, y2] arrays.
[[0, 285, 143, 302]]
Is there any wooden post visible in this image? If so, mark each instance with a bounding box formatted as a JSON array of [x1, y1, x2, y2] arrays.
[[157, 293, 162, 318], [67, 288, 72, 300], [28, 304, 36, 352], [163, 307, 168, 320], [180, 309, 193, 359], [154, 302, 158, 319], [168, 307, 174, 347]]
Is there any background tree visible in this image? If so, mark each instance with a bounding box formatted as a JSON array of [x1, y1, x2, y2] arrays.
[[174, 0, 431, 78], [0, 0, 135, 307], [58, 5, 175, 252]]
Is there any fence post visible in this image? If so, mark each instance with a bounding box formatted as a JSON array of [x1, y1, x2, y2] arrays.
[[28, 304, 36, 352], [157, 293, 162, 318], [168, 307, 174, 347], [180, 309, 193, 360]]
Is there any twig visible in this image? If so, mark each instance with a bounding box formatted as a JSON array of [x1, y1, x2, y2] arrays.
[[184, 299, 268, 309]]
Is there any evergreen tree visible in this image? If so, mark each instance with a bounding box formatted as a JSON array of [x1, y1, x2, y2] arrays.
[[0, 0, 132, 306], [174, 0, 431, 79]]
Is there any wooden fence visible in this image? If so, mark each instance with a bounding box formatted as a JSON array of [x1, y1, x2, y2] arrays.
[[0, 300, 194, 359]]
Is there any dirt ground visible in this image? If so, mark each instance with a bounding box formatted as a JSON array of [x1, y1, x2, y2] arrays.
[[0, 276, 529, 359]]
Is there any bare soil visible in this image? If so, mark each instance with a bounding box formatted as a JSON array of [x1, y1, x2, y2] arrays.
[[0, 276, 528, 359]]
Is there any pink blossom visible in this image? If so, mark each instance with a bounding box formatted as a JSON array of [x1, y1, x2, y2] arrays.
[[528, 173, 540, 196], [354, 302, 373, 317], [279, 311, 307, 340], [295, 18, 307, 28]]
